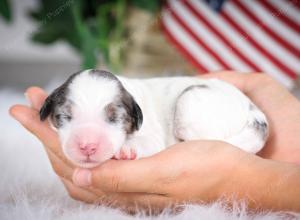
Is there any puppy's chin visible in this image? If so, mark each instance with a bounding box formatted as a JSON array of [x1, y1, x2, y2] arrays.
[[63, 144, 116, 168], [69, 155, 114, 168]]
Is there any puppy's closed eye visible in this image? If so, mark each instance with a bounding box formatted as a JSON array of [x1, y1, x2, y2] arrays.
[[52, 114, 72, 128], [54, 114, 72, 121], [105, 103, 120, 123]]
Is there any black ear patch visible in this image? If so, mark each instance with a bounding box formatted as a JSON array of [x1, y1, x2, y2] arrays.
[[40, 95, 54, 121], [39, 85, 68, 121], [39, 71, 81, 121], [40, 71, 82, 121], [131, 100, 143, 130], [120, 88, 143, 133]]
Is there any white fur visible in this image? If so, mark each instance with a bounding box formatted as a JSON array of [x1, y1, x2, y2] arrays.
[[58, 71, 129, 167], [56, 71, 268, 168], [1, 88, 299, 219], [120, 76, 268, 154]]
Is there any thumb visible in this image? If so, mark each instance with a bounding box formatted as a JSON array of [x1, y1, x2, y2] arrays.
[[72, 158, 164, 194]]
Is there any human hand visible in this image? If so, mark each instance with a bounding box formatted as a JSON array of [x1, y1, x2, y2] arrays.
[[9, 72, 300, 211], [9, 88, 253, 210], [9, 87, 105, 204], [201, 72, 300, 163]]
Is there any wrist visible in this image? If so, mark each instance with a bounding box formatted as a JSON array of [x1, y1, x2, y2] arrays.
[[225, 154, 300, 211], [257, 160, 300, 211]]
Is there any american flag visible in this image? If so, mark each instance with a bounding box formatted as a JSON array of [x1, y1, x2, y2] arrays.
[[161, 0, 300, 89]]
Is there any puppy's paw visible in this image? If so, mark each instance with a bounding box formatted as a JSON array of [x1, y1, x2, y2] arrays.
[[113, 146, 137, 160]]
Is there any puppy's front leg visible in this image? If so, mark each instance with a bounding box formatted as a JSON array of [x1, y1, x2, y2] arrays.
[[114, 136, 165, 160], [114, 145, 137, 160]]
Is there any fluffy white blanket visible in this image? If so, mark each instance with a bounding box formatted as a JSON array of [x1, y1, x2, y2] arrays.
[[0, 89, 299, 220]]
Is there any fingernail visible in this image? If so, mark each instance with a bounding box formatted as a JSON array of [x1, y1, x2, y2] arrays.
[[72, 168, 92, 187], [24, 92, 33, 107]]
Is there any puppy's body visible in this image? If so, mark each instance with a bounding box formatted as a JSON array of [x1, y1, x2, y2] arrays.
[[40, 70, 268, 167], [120, 76, 268, 157]]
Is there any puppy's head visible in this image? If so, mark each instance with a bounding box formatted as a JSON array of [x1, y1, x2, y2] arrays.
[[40, 69, 143, 168]]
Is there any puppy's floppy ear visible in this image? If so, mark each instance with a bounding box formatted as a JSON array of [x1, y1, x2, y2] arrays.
[[39, 87, 63, 121], [121, 89, 143, 132], [39, 84, 67, 121], [131, 99, 143, 130], [40, 71, 81, 121], [39, 94, 55, 121]]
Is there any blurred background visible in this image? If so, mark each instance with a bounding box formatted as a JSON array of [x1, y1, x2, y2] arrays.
[[0, 1, 299, 219], [0, 0, 299, 92]]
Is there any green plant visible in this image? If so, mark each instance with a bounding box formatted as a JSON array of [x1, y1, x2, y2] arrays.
[[0, 0, 12, 22], [28, 0, 163, 70]]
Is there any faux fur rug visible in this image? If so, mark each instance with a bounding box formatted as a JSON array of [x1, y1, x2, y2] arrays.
[[0, 88, 299, 220]]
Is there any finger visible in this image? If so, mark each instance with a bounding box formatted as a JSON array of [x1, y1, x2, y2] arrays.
[[200, 71, 249, 91], [73, 158, 164, 194], [9, 104, 59, 150], [201, 71, 283, 97], [64, 177, 172, 211], [46, 148, 74, 179], [61, 178, 99, 204], [72, 165, 174, 206], [49, 149, 104, 194], [25, 87, 48, 110], [206, 72, 296, 113], [94, 159, 163, 193], [9, 104, 74, 171]]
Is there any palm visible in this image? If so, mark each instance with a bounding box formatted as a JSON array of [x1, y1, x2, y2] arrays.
[[250, 85, 300, 162], [206, 72, 300, 162]]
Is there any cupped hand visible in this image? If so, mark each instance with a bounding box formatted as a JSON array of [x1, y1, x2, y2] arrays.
[[9, 72, 300, 210], [201, 72, 300, 162]]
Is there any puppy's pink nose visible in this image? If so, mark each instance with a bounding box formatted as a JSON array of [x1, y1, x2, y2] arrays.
[[79, 143, 98, 156]]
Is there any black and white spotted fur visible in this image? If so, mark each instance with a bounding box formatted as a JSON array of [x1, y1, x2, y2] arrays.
[[40, 69, 268, 168]]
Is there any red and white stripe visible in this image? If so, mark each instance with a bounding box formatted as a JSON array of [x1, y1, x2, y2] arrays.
[[161, 0, 300, 89]]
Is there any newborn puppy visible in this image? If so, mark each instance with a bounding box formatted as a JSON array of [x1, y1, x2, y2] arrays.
[[40, 69, 268, 168]]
